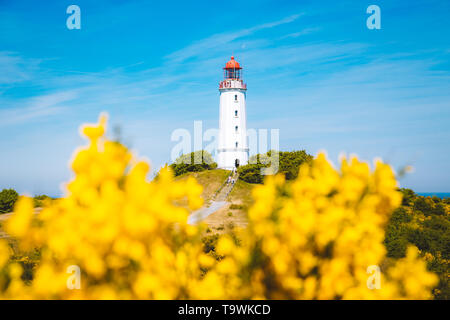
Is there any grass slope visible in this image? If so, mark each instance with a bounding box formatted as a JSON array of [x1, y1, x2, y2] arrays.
[[204, 173, 255, 234], [175, 169, 255, 234], [175, 169, 230, 206]]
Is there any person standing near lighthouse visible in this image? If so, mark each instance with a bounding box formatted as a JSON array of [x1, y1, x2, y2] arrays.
[[217, 56, 249, 170]]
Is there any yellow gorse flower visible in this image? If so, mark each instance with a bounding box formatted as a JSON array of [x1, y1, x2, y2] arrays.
[[0, 114, 205, 299], [0, 114, 437, 299], [206, 153, 437, 299]]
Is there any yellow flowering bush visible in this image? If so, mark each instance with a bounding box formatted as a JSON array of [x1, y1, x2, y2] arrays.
[[0, 114, 438, 299], [203, 154, 438, 299], [0, 114, 208, 299]]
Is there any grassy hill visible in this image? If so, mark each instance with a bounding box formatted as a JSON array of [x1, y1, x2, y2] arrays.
[[0, 170, 252, 237], [175, 169, 255, 233], [184, 172, 450, 300], [1, 169, 448, 299], [174, 169, 229, 205]]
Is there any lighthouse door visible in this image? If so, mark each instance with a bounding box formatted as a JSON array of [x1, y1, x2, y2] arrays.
[[235, 159, 240, 168]]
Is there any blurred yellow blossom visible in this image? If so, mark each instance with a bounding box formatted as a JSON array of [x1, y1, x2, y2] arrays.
[[0, 114, 437, 300], [203, 153, 437, 299], [0, 240, 11, 268], [0, 114, 207, 299]]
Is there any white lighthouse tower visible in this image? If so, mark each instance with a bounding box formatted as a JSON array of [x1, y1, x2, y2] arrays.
[[217, 56, 249, 170]]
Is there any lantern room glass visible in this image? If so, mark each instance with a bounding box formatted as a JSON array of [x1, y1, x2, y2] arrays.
[[224, 68, 242, 80]]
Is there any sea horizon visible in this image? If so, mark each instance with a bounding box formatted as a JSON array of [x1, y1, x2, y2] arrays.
[[417, 192, 450, 199]]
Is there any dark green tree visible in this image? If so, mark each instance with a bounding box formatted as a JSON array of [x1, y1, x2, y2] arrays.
[[169, 150, 217, 177], [399, 188, 416, 206], [431, 203, 446, 216], [413, 197, 432, 215], [0, 188, 19, 213], [33, 194, 53, 208], [238, 150, 313, 184]]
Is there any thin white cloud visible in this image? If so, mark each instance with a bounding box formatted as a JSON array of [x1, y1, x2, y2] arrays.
[[164, 13, 303, 63], [0, 91, 78, 126], [0, 52, 41, 85], [281, 27, 321, 39]]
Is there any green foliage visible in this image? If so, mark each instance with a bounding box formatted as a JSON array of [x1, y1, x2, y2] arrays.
[[169, 150, 217, 177], [4, 240, 41, 284], [390, 207, 413, 224], [384, 208, 413, 259], [431, 203, 446, 216], [33, 195, 52, 208], [384, 193, 450, 299], [201, 234, 223, 262], [277, 150, 314, 180], [237, 164, 264, 184], [400, 188, 416, 206], [202, 234, 219, 254], [238, 150, 313, 184], [413, 197, 432, 214], [0, 188, 19, 213], [229, 203, 245, 210]]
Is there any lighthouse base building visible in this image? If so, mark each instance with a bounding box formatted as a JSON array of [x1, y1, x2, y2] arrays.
[[217, 56, 249, 170]]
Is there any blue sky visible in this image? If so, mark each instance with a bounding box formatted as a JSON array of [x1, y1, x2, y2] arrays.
[[0, 0, 449, 196]]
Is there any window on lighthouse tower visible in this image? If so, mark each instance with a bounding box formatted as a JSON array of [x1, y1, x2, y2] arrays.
[[234, 95, 238, 101], [235, 126, 238, 132], [235, 110, 238, 117], [235, 142, 238, 148]]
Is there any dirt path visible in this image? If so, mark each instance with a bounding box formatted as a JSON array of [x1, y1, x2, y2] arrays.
[[215, 174, 238, 201], [0, 208, 41, 239], [188, 171, 238, 225], [188, 201, 228, 225]]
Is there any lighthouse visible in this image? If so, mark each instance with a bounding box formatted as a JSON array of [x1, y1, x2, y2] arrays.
[[217, 56, 249, 170]]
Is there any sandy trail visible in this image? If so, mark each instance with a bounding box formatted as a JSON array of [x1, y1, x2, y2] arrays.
[[0, 208, 41, 238], [187, 172, 238, 225], [188, 201, 228, 225]]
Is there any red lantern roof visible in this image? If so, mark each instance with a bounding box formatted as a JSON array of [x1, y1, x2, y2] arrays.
[[224, 56, 242, 69]]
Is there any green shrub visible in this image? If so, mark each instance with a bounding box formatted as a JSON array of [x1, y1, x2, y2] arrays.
[[385, 237, 409, 258], [0, 188, 19, 213], [201, 234, 224, 261], [400, 188, 416, 206], [33, 195, 52, 208], [413, 197, 432, 215], [384, 208, 413, 259], [384, 191, 450, 299], [238, 150, 313, 184], [390, 207, 412, 224], [202, 234, 219, 254], [431, 203, 446, 216], [238, 164, 264, 184], [169, 150, 217, 177]]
